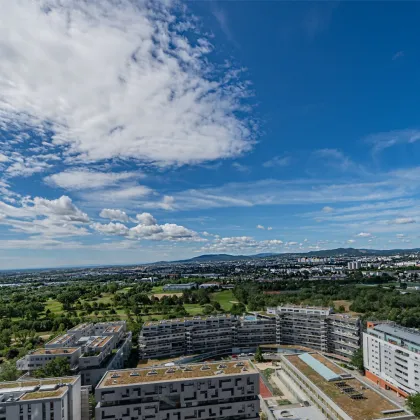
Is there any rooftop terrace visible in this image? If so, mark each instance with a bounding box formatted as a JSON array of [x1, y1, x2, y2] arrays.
[[98, 361, 255, 388], [104, 325, 123, 334], [68, 323, 93, 332], [371, 323, 420, 347], [283, 353, 408, 419], [144, 314, 233, 327], [47, 334, 74, 346], [88, 335, 113, 348], [30, 347, 79, 355]]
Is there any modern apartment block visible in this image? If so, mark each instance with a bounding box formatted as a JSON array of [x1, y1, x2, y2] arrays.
[[233, 315, 276, 352], [139, 314, 276, 360], [17, 321, 132, 387], [364, 322, 420, 397], [0, 376, 81, 420], [272, 305, 361, 359], [95, 361, 260, 420]]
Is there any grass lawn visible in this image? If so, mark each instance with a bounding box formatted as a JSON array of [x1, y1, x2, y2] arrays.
[[184, 304, 203, 315], [45, 298, 63, 315], [150, 286, 164, 294], [211, 290, 236, 311]]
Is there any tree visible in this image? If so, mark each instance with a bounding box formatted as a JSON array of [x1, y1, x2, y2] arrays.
[[407, 393, 420, 418], [254, 347, 265, 363], [351, 348, 364, 372], [0, 361, 20, 381], [33, 358, 72, 378]]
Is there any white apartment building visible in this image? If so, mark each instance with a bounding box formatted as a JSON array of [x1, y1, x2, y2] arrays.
[[17, 321, 132, 387], [364, 322, 420, 397], [347, 261, 361, 270], [0, 376, 81, 420], [95, 361, 260, 420]]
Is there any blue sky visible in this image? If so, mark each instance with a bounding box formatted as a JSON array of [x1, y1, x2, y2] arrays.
[[1, 0, 420, 269]]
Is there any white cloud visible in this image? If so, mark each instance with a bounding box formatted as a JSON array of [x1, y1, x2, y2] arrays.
[[92, 211, 202, 242], [81, 185, 153, 202], [136, 213, 157, 226], [390, 217, 416, 225], [0, 0, 255, 167], [356, 232, 371, 237], [91, 222, 129, 236], [46, 170, 140, 190], [267, 226, 273, 230], [100, 209, 130, 223], [367, 129, 420, 153], [347, 239, 356, 243], [322, 206, 334, 213], [0, 154, 9, 162], [232, 162, 250, 172], [143, 195, 175, 211], [263, 156, 291, 168], [396, 234, 405, 238], [256, 224, 265, 230], [199, 236, 284, 253], [32, 196, 89, 223]]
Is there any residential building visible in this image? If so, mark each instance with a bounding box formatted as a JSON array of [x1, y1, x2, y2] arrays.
[[279, 352, 412, 420], [233, 315, 276, 352], [0, 376, 81, 420], [95, 361, 260, 420], [17, 321, 132, 387], [162, 282, 197, 291], [364, 322, 420, 396], [347, 261, 361, 270], [273, 305, 361, 359], [139, 315, 234, 360]]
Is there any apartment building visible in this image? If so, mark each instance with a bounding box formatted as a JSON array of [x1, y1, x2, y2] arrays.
[[162, 283, 197, 291], [364, 322, 420, 397], [139, 314, 276, 360], [17, 321, 132, 387], [233, 315, 276, 352], [273, 305, 361, 359], [0, 376, 81, 420], [95, 361, 260, 420]]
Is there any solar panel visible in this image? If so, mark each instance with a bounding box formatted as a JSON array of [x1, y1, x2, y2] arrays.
[[298, 353, 342, 382]]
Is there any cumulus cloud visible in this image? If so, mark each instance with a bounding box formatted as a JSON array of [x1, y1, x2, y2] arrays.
[[256, 224, 265, 230], [199, 236, 284, 253], [0, 0, 255, 167], [100, 209, 130, 223], [267, 226, 273, 230], [356, 232, 371, 237], [92, 212, 202, 242], [322, 206, 334, 213], [136, 213, 157, 226], [46, 170, 140, 190], [347, 239, 356, 244]]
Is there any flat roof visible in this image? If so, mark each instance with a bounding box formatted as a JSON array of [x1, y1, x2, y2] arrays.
[[0, 377, 78, 390], [19, 387, 67, 401], [68, 323, 93, 332], [144, 314, 233, 327], [298, 353, 342, 382], [89, 335, 113, 348], [30, 348, 79, 355], [283, 353, 408, 419], [104, 325, 123, 334], [98, 361, 256, 388], [47, 334, 74, 345], [373, 324, 420, 346]]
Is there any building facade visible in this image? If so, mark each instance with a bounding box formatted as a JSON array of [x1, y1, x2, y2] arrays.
[[17, 321, 132, 387], [273, 305, 361, 359], [95, 361, 260, 420], [139, 314, 276, 360], [0, 376, 81, 420], [364, 322, 420, 396]]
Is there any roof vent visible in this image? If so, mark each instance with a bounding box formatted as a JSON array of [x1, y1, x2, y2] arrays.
[[200, 365, 210, 371], [111, 374, 120, 379], [215, 370, 224, 375], [147, 370, 158, 376], [165, 368, 176, 374], [129, 372, 140, 377], [218, 364, 227, 369], [235, 362, 245, 367]]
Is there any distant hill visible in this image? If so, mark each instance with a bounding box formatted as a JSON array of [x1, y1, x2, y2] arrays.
[[166, 247, 420, 264]]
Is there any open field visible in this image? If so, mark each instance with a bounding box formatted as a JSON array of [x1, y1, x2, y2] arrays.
[[333, 300, 361, 316], [153, 292, 183, 298], [211, 290, 236, 311]]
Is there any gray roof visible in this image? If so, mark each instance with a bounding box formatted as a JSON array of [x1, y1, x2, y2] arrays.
[[374, 324, 420, 346]]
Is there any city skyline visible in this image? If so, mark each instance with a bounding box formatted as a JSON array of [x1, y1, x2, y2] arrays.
[[1, 0, 420, 269]]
